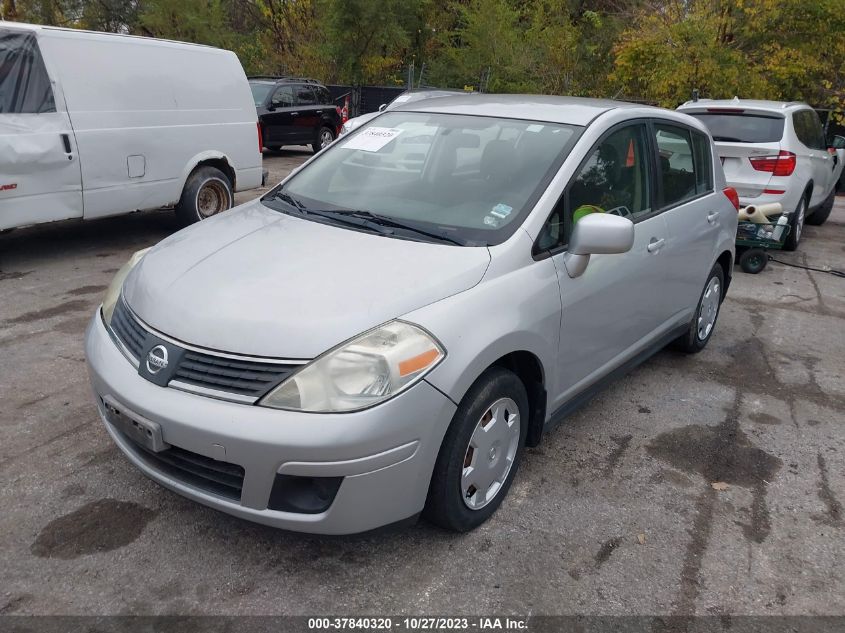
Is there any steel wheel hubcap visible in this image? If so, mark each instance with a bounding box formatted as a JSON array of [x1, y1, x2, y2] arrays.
[[461, 397, 521, 510], [196, 179, 229, 218], [320, 130, 333, 148], [697, 276, 721, 341]]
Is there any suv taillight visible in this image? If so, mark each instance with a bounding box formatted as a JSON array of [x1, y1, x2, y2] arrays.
[[749, 150, 796, 177], [257, 122, 263, 154], [723, 187, 740, 211]]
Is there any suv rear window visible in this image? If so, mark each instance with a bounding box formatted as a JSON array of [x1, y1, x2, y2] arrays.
[[687, 112, 784, 143]]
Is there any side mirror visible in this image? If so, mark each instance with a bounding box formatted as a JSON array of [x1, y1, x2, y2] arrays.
[[267, 103, 276, 112], [378, 103, 387, 112], [563, 213, 634, 278]]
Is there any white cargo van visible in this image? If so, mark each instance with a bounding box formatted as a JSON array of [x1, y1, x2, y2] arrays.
[[0, 22, 263, 231]]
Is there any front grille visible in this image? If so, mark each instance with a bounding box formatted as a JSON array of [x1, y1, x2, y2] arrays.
[[173, 351, 295, 398], [110, 298, 146, 360], [124, 432, 245, 501], [108, 297, 301, 402]]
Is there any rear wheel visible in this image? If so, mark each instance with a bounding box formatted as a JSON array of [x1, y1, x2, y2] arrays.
[[424, 367, 528, 532], [312, 126, 335, 153], [806, 187, 835, 226], [783, 193, 808, 251], [175, 166, 233, 226], [673, 263, 725, 353], [739, 248, 768, 274]]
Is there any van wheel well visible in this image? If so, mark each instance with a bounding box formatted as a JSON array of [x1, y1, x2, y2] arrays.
[[195, 158, 235, 192], [491, 351, 546, 447], [716, 250, 732, 299]]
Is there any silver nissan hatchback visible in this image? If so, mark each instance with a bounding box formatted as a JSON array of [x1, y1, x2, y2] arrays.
[[85, 95, 737, 534]]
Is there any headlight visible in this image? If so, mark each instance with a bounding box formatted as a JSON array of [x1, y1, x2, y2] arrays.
[[101, 247, 151, 325], [260, 321, 445, 413]]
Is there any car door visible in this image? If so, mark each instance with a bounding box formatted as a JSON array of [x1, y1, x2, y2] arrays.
[[651, 122, 721, 320], [291, 84, 320, 143], [795, 109, 834, 204], [0, 28, 82, 230], [263, 85, 296, 147], [538, 121, 671, 409]]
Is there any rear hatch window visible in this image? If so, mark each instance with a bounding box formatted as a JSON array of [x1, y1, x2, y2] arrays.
[[686, 112, 784, 143]]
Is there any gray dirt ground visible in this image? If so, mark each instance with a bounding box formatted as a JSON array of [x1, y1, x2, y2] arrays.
[[1, 150, 843, 616]]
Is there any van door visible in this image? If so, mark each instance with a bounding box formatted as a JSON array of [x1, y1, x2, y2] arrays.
[[0, 29, 82, 230], [539, 122, 671, 409]]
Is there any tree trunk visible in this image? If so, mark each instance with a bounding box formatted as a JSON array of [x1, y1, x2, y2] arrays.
[[1, 0, 18, 21]]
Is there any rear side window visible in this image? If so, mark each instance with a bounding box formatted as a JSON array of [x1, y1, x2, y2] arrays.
[[654, 124, 697, 207], [688, 112, 784, 143], [294, 85, 317, 106], [691, 132, 713, 194], [0, 29, 56, 114], [315, 86, 332, 104], [793, 110, 826, 150]]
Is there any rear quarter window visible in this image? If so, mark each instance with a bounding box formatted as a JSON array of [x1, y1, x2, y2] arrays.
[[687, 112, 784, 144], [691, 132, 713, 194]]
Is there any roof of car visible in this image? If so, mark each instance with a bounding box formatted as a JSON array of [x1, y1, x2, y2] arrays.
[[678, 98, 811, 113], [396, 94, 657, 126]]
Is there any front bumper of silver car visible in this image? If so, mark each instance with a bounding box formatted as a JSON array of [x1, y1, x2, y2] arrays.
[[84, 312, 456, 534]]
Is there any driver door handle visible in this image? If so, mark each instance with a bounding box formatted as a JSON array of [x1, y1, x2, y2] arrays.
[[289, 111, 299, 116], [647, 238, 665, 253], [707, 211, 719, 224]]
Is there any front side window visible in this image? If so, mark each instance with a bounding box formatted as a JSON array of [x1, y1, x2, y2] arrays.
[[654, 124, 697, 207], [537, 123, 652, 252], [271, 86, 294, 108], [265, 112, 582, 246], [0, 29, 56, 114]]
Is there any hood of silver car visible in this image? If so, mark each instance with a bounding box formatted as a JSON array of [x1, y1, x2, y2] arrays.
[[123, 200, 490, 358]]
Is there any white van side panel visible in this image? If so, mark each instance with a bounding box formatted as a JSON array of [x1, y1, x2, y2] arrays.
[[36, 30, 261, 219]]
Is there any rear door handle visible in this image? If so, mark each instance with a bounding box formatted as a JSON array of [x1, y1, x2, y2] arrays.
[[707, 211, 719, 224], [647, 238, 665, 253]]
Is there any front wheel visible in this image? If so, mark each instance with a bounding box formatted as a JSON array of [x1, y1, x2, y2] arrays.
[[175, 166, 233, 226], [312, 126, 335, 153], [424, 367, 528, 532], [673, 263, 725, 354]]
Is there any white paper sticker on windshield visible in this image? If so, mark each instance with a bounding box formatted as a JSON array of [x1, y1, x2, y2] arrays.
[[392, 94, 411, 103], [341, 127, 403, 152], [526, 124, 544, 133]]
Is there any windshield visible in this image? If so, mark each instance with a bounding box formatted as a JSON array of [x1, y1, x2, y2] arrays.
[[687, 112, 784, 143], [250, 82, 274, 106], [267, 112, 581, 245]]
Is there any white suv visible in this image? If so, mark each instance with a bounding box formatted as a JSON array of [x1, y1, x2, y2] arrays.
[[678, 99, 843, 250]]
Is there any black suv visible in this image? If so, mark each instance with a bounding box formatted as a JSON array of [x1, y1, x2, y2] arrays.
[[249, 77, 341, 154]]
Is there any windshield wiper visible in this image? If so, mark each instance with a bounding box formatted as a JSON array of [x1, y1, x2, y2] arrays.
[[263, 189, 308, 211], [298, 207, 467, 246]]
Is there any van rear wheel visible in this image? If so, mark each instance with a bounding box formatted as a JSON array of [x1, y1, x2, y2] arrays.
[[175, 166, 233, 226]]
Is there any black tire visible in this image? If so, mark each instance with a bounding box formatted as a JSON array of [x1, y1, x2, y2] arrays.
[[673, 263, 725, 354], [312, 126, 335, 153], [175, 166, 233, 227], [783, 192, 808, 251], [806, 188, 835, 226], [739, 248, 768, 274], [423, 367, 529, 532]]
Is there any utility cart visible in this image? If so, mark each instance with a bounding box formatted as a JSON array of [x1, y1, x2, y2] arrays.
[[735, 214, 791, 274]]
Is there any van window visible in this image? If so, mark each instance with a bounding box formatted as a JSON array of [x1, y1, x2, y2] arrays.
[[0, 29, 56, 114], [654, 125, 697, 207]]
